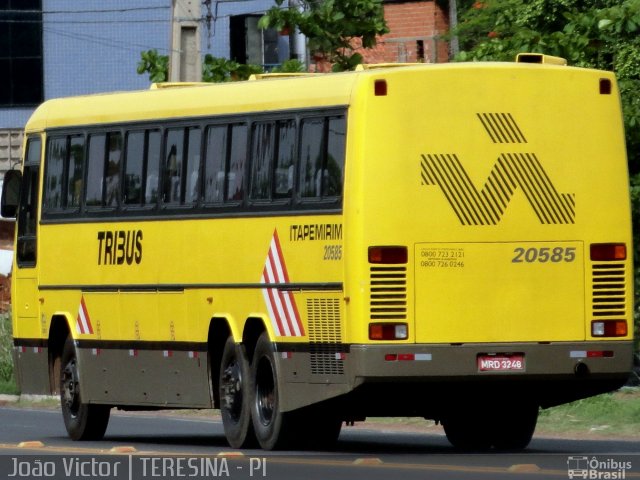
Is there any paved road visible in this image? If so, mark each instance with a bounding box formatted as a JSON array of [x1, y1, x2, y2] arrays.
[[0, 407, 639, 480]]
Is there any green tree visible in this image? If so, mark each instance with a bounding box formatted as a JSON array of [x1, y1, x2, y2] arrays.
[[137, 51, 265, 83], [258, 0, 389, 71], [201, 55, 263, 82], [136, 49, 169, 83], [455, 0, 640, 344]]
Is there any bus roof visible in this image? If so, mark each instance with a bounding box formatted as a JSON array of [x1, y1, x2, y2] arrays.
[[25, 61, 607, 132], [26, 71, 360, 131]]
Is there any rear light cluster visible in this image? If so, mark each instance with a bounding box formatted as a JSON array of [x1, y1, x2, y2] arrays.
[[591, 320, 627, 337], [590, 243, 626, 261], [589, 243, 628, 338], [369, 323, 408, 341], [368, 246, 409, 340], [368, 246, 407, 264]]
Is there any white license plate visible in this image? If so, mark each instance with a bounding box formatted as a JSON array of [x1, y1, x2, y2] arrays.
[[477, 354, 525, 372]]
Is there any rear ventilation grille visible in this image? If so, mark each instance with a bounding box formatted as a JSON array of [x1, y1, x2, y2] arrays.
[[307, 298, 344, 375], [370, 267, 407, 320], [591, 263, 626, 319]]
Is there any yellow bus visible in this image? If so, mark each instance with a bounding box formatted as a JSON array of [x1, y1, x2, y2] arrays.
[[2, 54, 634, 451]]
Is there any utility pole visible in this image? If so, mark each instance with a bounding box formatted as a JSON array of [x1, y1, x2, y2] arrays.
[[170, 0, 202, 81], [449, 0, 459, 59], [288, 0, 307, 68]]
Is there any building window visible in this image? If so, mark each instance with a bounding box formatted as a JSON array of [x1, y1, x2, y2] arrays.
[[229, 15, 279, 68], [0, 0, 43, 107]]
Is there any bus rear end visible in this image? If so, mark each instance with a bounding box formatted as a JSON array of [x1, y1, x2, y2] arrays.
[[344, 57, 634, 449]]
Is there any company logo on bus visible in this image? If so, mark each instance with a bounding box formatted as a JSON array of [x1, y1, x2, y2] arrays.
[[420, 113, 575, 226], [97, 229, 143, 265]]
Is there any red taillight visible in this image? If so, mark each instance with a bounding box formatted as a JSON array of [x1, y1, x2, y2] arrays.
[[374, 79, 387, 96], [591, 320, 628, 337], [590, 243, 626, 261], [369, 323, 408, 340], [368, 246, 407, 264], [587, 350, 614, 358], [599, 78, 612, 95]]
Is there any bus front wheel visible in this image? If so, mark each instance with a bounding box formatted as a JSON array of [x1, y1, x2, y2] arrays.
[[60, 337, 110, 441], [219, 337, 256, 448]]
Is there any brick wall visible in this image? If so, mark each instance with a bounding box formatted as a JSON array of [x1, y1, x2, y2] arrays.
[[364, 0, 449, 64], [312, 0, 449, 71]]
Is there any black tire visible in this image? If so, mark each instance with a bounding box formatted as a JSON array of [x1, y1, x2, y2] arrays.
[[219, 337, 256, 448], [297, 405, 342, 450], [442, 414, 492, 451], [443, 403, 538, 451], [250, 333, 298, 450], [60, 337, 110, 441], [490, 403, 538, 451]]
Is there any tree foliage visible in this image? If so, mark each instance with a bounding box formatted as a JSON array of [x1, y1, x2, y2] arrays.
[[136, 49, 169, 83], [456, 0, 640, 168], [258, 0, 389, 71], [455, 0, 640, 342], [201, 55, 263, 82], [137, 51, 306, 83]]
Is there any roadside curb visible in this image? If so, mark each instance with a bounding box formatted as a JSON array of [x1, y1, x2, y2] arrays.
[[0, 394, 19, 402]]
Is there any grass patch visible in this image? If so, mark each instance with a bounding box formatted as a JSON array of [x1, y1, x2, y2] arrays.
[[538, 388, 640, 437], [0, 311, 17, 394], [0, 378, 18, 395]]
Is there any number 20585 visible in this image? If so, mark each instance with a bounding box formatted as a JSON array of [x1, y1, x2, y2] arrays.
[[512, 246, 576, 263]]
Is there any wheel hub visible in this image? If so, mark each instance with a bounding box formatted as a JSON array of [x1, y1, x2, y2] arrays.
[[255, 357, 275, 426], [221, 361, 243, 420], [61, 360, 80, 415]]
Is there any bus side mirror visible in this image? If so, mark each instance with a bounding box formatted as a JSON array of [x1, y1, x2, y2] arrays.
[[1, 169, 22, 219]]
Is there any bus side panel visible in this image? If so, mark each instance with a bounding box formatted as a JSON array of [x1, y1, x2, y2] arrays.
[[35, 213, 345, 409], [78, 348, 212, 408], [12, 346, 50, 395]]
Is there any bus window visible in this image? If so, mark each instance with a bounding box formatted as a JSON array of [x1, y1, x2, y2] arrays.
[[124, 131, 144, 205], [163, 128, 184, 205], [274, 119, 296, 199], [227, 124, 247, 202], [16, 136, 40, 266], [105, 132, 122, 207], [298, 116, 345, 200], [299, 118, 324, 198], [185, 127, 201, 205], [44, 137, 66, 210], [204, 125, 227, 204], [86, 133, 106, 207], [68, 135, 85, 209], [250, 122, 275, 200], [325, 116, 345, 197], [145, 130, 161, 205]]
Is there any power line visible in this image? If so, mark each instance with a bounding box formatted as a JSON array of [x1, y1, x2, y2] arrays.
[[44, 6, 170, 15], [43, 27, 177, 54], [3, 19, 170, 25], [0, 6, 170, 15]]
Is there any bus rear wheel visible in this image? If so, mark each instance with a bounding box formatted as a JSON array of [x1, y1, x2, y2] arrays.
[[250, 333, 298, 450], [491, 403, 538, 451], [60, 337, 110, 441], [219, 337, 256, 448], [443, 403, 538, 451], [249, 333, 343, 450], [442, 414, 492, 451]]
